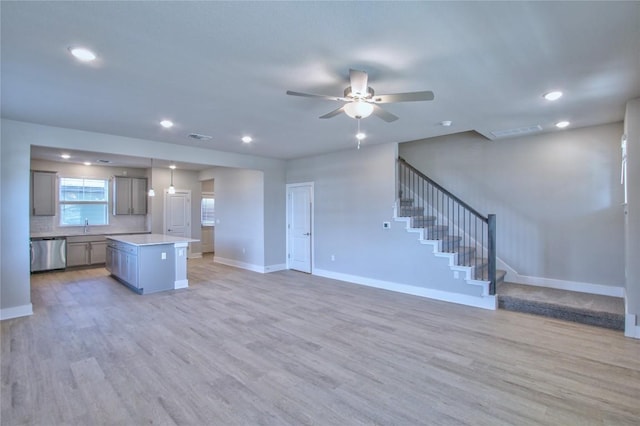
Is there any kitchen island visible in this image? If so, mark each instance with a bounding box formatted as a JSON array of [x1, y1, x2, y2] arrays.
[[106, 234, 198, 294]]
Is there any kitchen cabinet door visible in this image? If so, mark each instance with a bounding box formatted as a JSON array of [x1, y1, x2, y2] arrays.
[[32, 171, 56, 216], [90, 241, 107, 265], [114, 177, 147, 215], [130, 178, 148, 215], [67, 242, 89, 267]]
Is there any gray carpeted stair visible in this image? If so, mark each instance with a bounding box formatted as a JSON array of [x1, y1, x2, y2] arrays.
[[497, 282, 625, 330]]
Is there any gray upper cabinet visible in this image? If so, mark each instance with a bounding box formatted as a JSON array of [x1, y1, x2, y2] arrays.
[[31, 171, 56, 216], [114, 176, 147, 215]]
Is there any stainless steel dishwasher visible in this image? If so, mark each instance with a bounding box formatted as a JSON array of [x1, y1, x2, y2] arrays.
[[30, 237, 67, 272]]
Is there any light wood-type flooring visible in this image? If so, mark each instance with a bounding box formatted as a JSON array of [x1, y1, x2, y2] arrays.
[[2, 255, 640, 425]]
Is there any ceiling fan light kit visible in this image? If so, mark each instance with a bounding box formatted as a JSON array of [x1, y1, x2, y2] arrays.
[[344, 101, 374, 119], [286, 68, 434, 123]]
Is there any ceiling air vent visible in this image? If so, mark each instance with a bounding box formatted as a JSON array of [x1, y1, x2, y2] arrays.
[[490, 125, 542, 139], [188, 133, 213, 141], [95, 159, 112, 164]]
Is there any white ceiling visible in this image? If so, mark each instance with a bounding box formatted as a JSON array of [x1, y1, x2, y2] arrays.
[[2, 1, 639, 165]]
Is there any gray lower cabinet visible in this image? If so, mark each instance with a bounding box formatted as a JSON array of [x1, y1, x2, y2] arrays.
[[66, 235, 108, 267], [106, 241, 140, 290], [106, 240, 175, 294]]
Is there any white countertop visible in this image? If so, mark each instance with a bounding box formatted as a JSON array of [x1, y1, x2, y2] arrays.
[[106, 234, 198, 246], [30, 231, 150, 239]]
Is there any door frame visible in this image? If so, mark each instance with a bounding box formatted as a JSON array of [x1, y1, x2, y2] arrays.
[[163, 188, 192, 255], [286, 182, 314, 273]]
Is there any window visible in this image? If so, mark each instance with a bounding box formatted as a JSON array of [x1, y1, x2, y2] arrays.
[[59, 177, 109, 226], [201, 193, 215, 226]]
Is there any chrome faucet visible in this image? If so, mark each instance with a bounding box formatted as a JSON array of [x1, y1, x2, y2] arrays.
[[84, 218, 89, 234]]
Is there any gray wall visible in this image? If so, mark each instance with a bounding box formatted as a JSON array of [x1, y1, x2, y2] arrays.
[[286, 142, 480, 296], [200, 167, 265, 269], [400, 123, 625, 288], [624, 99, 640, 321], [1, 122, 31, 315], [0, 119, 286, 317]]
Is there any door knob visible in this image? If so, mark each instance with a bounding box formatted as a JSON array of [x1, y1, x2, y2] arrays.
[[304, 232, 311, 236]]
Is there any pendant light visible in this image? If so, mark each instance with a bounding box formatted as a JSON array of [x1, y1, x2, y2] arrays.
[[168, 165, 176, 194], [148, 159, 155, 197]]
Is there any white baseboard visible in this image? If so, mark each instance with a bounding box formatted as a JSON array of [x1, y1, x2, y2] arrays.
[[314, 268, 497, 310], [214, 257, 272, 274], [188, 253, 202, 259], [174, 279, 189, 290], [499, 258, 624, 298], [1, 303, 33, 320], [264, 263, 287, 273], [508, 274, 624, 298], [625, 314, 640, 339]]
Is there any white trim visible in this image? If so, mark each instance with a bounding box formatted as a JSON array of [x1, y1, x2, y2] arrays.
[[264, 263, 287, 273], [174, 279, 189, 290], [1, 303, 33, 320], [500, 257, 624, 297], [625, 314, 640, 339], [286, 182, 314, 273], [314, 268, 497, 310], [214, 256, 267, 274]]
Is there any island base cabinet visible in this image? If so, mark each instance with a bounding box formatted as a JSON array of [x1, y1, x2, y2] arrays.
[[106, 241, 175, 294]]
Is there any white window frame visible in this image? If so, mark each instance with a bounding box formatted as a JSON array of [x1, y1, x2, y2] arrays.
[[201, 192, 215, 226], [59, 176, 110, 226]]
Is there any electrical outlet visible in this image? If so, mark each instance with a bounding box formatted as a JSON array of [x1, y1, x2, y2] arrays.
[[331, 254, 335, 261], [161, 252, 166, 260], [383, 222, 391, 229]]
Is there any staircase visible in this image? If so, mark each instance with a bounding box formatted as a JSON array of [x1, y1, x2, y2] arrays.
[[397, 157, 624, 331], [396, 197, 506, 286]]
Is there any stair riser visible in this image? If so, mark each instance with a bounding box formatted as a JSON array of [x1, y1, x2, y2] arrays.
[[411, 218, 436, 228], [456, 249, 476, 265], [441, 237, 462, 251], [399, 207, 424, 217], [423, 226, 449, 239]]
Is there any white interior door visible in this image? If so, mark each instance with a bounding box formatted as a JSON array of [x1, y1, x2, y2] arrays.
[[287, 183, 313, 273], [164, 190, 191, 238]]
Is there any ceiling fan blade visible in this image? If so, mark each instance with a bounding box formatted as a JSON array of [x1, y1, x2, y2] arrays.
[[372, 91, 435, 103], [286, 90, 343, 101], [319, 106, 345, 119], [372, 105, 399, 122], [349, 69, 369, 97]]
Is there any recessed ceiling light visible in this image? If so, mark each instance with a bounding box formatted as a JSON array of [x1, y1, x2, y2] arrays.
[[440, 120, 453, 127], [60, 154, 71, 159], [355, 132, 366, 140], [169, 164, 176, 170], [68, 47, 97, 62], [241, 136, 252, 143], [83, 161, 92, 166], [160, 120, 174, 129], [544, 91, 563, 101], [555, 121, 570, 128]]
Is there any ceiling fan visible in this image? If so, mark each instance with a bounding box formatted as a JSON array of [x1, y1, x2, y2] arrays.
[[286, 69, 434, 122]]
